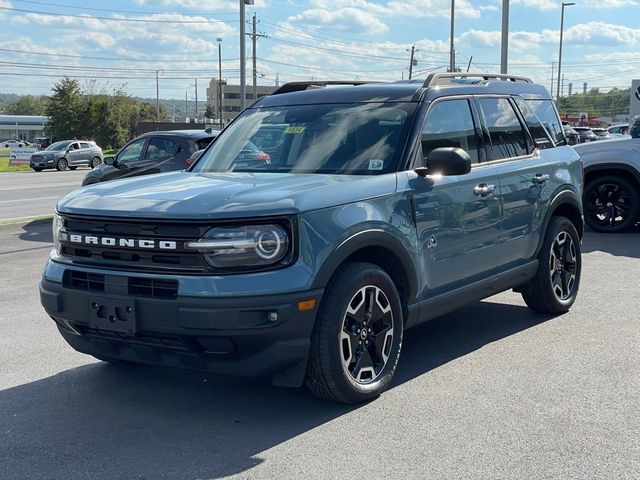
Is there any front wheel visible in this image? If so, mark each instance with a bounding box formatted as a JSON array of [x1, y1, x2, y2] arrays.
[[56, 158, 68, 171], [583, 176, 640, 233], [305, 262, 403, 404], [91, 156, 101, 168], [521, 216, 581, 314]]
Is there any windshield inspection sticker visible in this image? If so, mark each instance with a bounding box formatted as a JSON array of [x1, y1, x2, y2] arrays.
[[284, 126, 305, 134], [368, 159, 384, 170]]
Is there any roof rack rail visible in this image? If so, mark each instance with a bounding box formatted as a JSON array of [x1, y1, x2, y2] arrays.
[[271, 80, 379, 95], [424, 72, 533, 88]]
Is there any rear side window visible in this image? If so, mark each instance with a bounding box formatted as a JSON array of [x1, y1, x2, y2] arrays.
[[524, 99, 565, 145], [421, 98, 479, 164], [477, 97, 527, 161], [195, 137, 215, 151], [80, 142, 91, 149], [145, 137, 180, 160], [513, 97, 554, 149]]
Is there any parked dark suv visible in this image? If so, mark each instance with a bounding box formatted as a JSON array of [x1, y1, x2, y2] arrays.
[[82, 130, 217, 186], [41, 74, 583, 404]]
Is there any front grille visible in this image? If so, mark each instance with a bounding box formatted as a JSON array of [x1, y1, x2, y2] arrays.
[[68, 270, 105, 292], [65, 270, 179, 299], [129, 278, 179, 299], [58, 216, 211, 273]]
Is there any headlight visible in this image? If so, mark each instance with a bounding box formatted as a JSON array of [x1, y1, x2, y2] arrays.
[[186, 224, 291, 269], [52, 213, 64, 253]]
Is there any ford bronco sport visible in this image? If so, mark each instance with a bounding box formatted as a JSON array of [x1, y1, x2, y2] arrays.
[[40, 74, 583, 404]]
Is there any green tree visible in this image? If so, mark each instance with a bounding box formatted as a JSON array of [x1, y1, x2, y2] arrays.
[[45, 77, 82, 139], [5, 95, 48, 115]]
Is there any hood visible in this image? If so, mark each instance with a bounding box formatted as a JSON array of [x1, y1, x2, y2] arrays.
[[58, 171, 398, 219]]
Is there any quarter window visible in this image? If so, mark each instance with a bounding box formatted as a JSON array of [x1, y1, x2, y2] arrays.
[[524, 99, 565, 145], [478, 97, 527, 160], [513, 97, 554, 149], [421, 98, 479, 164]]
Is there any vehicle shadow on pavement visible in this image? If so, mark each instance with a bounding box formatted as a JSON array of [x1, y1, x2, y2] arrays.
[[0, 299, 554, 480], [581, 229, 640, 258], [17, 218, 53, 244]]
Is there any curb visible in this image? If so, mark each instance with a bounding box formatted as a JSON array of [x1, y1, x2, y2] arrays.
[[0, 214, 53, 228]]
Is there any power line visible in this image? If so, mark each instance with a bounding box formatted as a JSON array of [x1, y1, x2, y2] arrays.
[[13, 0, 238, 16], [0, 6, 238, 23]]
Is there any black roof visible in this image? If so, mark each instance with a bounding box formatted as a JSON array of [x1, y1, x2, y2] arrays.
[[253, 74, 552, 108]]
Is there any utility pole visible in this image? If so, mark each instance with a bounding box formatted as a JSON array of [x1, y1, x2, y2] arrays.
[[194, 78, 198, 122], [557, 2, 575, 104], [249, 13, 268, 100], [550, 61, 555, 99], [155, 70, 160, 123], [185, 90, 188, 122], [449, 0, 455, 72], [217, 37, 222, 127], [408, 45, 415, 80]]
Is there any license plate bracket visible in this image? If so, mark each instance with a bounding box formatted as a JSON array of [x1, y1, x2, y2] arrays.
[[89, 296, 136, 335]]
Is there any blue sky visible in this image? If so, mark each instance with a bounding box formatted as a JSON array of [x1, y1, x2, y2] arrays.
[[0, 0, 638, 100]]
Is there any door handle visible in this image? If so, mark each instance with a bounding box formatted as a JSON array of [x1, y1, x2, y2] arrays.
[[473, 183, 496, 196], [531, 174, 550, 185]]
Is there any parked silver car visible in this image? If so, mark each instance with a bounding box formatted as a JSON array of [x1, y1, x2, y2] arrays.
[[29, 140, 103, 172]]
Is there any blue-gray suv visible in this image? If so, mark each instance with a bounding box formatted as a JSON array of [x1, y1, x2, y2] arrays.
[[40, 74, 584, 403]]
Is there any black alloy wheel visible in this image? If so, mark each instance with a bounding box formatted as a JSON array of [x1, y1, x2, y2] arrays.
[[340, 285, 394, 384], [584, 176, 640, 233], [56, 158, 68, 171], [548, 231, 578, 301]]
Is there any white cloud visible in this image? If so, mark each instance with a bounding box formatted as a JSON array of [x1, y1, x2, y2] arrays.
[[310, 0, 480, 18], [286, 7, 388, 34], [70, 32, 116, 49], [514, 0, 637, 8], [565, 22, 640, 46], [132, 0, 269, 9]]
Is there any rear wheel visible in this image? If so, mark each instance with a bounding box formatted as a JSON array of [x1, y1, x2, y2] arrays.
[[56, 158, 68, 171], [305, 262, 403, 404], [521, 216, 581, 314], [583, 175, 640, 232], [91, 156, 101, 168]]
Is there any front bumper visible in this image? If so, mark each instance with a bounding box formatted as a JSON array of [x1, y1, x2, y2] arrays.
[[40, 268, 323, 386]]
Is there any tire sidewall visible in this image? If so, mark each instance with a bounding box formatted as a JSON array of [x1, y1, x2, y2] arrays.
[[91, 157, 101, 168], [541, 217, 582, 310], [320, 265, 403, 401], [57, 158, 68, 171]]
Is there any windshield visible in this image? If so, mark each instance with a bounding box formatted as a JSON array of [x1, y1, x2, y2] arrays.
[[46, 141, 72, 151], [193, 103, 416, 175]]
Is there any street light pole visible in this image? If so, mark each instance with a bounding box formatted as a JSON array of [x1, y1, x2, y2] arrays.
[[500, 0, 509, 74], [557, 2, 574, 102], [449, 0, 455, 72], [155, 69, 160, 123], [239, 0, 254, 111], [217, 37, 222, 127]]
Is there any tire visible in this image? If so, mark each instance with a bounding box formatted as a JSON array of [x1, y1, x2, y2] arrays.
[[583, 175, 640, 233], [521, 216, 581, 314], [91, 157, 101, 168], [69, 166, 78, 170], [32, 168, 43, 172], [305, 262, 403, 404], [56, 158, 68, 171]]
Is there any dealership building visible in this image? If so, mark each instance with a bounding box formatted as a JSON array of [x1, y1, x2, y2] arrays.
[[206, 81, 276, 125], [0, 115, 48, 142]]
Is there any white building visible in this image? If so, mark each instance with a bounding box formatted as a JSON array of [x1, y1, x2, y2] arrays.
[[0, 115, 48, 142]]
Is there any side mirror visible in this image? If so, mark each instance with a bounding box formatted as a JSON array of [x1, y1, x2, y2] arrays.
[[103, 156, 115, 165], [415, 147, 472, 177]]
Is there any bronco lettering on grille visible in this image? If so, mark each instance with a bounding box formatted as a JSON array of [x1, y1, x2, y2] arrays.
[[68, 234, 177, 250]]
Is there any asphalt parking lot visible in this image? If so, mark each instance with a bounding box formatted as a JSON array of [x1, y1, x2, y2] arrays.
[[0, 169, 86, 222], [0, 217, 638, 480]]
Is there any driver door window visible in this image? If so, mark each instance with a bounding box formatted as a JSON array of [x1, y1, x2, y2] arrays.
[[117, 138, 146, 164]]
